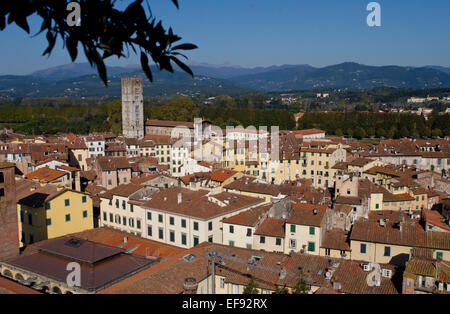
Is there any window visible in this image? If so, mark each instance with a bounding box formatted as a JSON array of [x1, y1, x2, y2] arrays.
[[325, 248, 331, 256], [309, 226, 315, 235], [109, 213, 113, 222], [158, 214, 163, 223], [260, 236, 266, 244], [136, 220, 141, 229], [65, 199, 70, 206], [130, 204, 134, 213], [46, 218, 52, 226], [158, 228, 164, 240], [82, 210, 87, 218], [103, 212, 107, 221], [45, 203, 50, 210], [308, 242, 315, 252], [65, 214, 71, 222], [229, 225, 234, 234], [193, 236, 199, 247], [360, 243, 367, 254], [232, 284, 239, 294], [129, 218, 134, 228], [290, 225, 296, 233], [375, 204, 379, 209], [384, 246, 391, 257], [169, 217, 174, 225], [147, 226, 152, 237], [147, 212, 152, 220], [220, 278, 225, 289], [194, 222, 199, 231], [82, 196, 87, 203], [181, 233, 187, 245], [208, 236, 213, 243], [170, 231, 175, 242], [229, 240, 235, 247], [276, 238, 282, 246], [181, 219, 186, 228], [289, 239, 296, 249], [437, 252, 443, 260], [247, 228, 252, 237], [208, 222, 213, 231]]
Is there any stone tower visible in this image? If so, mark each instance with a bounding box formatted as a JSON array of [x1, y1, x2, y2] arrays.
[[0, 163, 19, 261], [122, 77, 144, 139]]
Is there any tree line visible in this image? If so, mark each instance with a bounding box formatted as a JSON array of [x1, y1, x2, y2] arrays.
[[297, 111, 450, 139]]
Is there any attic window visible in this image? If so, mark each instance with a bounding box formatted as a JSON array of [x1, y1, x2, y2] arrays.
[[64, 238, 84, 248], [183, 254, 196, 262], [251, 255, 262, 262]]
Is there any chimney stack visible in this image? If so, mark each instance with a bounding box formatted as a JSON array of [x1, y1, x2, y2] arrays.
[[183, 278, 198, 294], [178, 193, 182, 204]]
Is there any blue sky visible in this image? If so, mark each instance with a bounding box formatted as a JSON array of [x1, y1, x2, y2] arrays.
[[0, 0, 449, 75]]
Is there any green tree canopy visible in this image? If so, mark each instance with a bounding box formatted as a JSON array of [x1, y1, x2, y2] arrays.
[[242, 276, 259, 294]]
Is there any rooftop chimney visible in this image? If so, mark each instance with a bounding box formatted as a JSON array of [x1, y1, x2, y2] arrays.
[[183, 278, 198, 294], [178, 193, 182, 204]]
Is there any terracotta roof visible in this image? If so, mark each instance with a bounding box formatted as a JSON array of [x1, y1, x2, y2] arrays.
[[222, 204, 271, 227], [287, 204, 327, 227], [351, 220, 450, 250], [4, 236, 156, 293], [291, 129, 325, 136], [0, 162, 15, 169], [140, 188, 264, 220], [331, 260, 400, 294], [254, 217, 286, 238], [100, 183, 145, 199], [145, 119, 194, 129], [96, 156, 131, 171], [56, 165, 80, 172], [335, 196, 362, 205], [210, 169, 238, 183], [71, 227, 185, 259], [224, 176, 281, 196], [321, 229, 351, 251], [0, 277, 41, 294], [423, 210, 450, 232], [25, 167, 67, 182], [81, 170, 97, 181]]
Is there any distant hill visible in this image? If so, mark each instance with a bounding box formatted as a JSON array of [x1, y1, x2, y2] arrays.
[[31, 63, 140, 79], [0, 67, 250, 98], [1, 62, 450, 98], [425, 65, 450, 75], [230, 62, 450, 91]]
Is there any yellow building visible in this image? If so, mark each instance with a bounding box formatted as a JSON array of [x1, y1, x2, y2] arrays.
[[17, 181, 93, 247]]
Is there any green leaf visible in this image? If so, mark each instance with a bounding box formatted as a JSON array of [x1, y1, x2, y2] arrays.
[[15, 15, 30, 34], [42, 31, 56, 56], [172, 43, 198, 51], [66, 37, 78, 62], [140, 51, 153, 82], [170, 56, 194, 77]]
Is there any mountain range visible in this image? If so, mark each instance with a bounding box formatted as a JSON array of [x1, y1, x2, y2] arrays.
[[1, 62, 450, 98]]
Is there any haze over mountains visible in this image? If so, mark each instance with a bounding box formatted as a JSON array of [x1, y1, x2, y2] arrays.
[[1, 62, 450, 98]]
